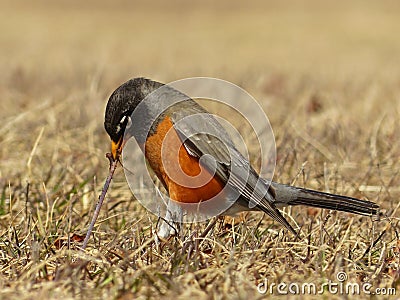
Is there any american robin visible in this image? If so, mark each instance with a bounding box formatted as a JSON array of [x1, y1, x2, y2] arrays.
[[104, 77, 379, 237]]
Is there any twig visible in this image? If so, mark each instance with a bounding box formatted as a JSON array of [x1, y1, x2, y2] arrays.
[[81, 153, 118, 250], [361, 224, 388, 259]]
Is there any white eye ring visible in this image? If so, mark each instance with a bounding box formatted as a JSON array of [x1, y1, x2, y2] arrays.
[[125, 116, 132, 129], [119, 115, 126, 124]]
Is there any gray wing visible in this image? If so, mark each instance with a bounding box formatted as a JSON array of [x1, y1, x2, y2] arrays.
[[168, 99, 296, 234]]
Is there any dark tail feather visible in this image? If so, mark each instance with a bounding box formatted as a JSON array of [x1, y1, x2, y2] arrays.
[[271, 182, 379, 216]]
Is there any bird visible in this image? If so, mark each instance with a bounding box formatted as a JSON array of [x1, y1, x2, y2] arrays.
[[104, 77, 379, 238]]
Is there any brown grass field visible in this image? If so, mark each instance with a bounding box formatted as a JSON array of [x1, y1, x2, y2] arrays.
[[1, 0, 400, 299]]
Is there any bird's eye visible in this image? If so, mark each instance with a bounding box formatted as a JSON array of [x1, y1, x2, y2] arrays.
[[116, 116, 129, 134], [117, 115, 132, 134]]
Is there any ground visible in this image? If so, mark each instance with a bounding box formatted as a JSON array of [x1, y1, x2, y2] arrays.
[[1, 0, 400, 299]]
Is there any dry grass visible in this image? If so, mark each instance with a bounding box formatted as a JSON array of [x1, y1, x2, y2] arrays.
[[1, 0, 400, 299]]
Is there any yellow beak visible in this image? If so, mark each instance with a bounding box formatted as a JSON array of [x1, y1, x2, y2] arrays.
[[111, 137, 124, 160]]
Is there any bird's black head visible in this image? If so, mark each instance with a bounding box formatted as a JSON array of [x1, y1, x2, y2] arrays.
[[104, 77, 163, 159]]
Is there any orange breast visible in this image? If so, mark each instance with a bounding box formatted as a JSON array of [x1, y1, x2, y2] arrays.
[[144, 116, 224, 203]]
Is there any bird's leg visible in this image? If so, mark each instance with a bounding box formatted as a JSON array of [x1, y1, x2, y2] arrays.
[[156, 198, 183, 239]]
